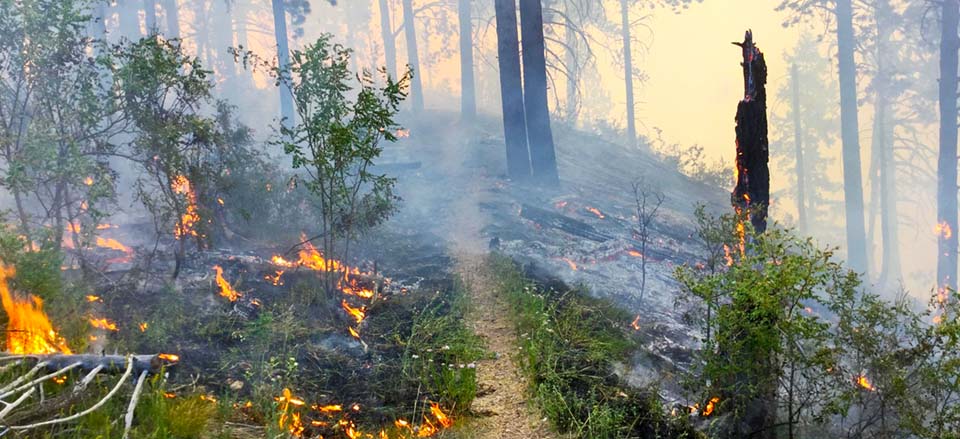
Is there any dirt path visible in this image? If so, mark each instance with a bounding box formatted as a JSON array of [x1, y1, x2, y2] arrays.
[[437, 132, 554, 439]]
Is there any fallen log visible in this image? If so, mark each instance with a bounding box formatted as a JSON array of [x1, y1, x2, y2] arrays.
[[520, 204, 613, 242], [0, 353, 178, 376]]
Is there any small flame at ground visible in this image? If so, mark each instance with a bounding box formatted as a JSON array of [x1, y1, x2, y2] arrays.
[[856, 375, 876, 391], [0, 263, 72, 354], [172, 175, 200, 240], [138, 322, 149, 332], [213, 265, 241, 302], [702, 397, 720, 416], [585, 207, 606, 219], [85, 295, 102, 302], [936, 221, 953, 239], [630, 315, 641, 331], [560, 257, 578, 271]]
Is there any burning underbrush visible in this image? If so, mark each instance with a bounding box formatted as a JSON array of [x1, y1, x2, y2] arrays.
[[0, 221, 482, 437]]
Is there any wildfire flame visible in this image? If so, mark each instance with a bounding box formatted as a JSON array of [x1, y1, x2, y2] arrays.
[[630, 315, 641, 331], [158, 353, 179, 362], [172, 175, 200, 239], [936, 221, 953, 239], [560, 257, 578, 271], [265, 270, 284, 286], [341, 300, 366, 325], [0, 263, 72, 354], [89, 317, 118, 331], [213, 265, 241, 302], [723, 244, 734, 267], [702, 397, 720, 416], [585, 207, 606, 219], [277, 388, 306, 437], [627, 250, 643, 258], [856, 375, 876, 392]]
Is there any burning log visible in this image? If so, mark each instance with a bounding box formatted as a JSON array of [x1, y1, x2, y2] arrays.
[[520, 204, 613, 242], [731, 30, 770, 233]]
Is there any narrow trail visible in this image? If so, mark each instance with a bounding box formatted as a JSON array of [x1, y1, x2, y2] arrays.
[[435, 128, 554, 439]]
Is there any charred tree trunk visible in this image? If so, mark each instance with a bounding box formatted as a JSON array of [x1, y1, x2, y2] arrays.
[[836, 0, 868, 274], [791, 64, 807, 234], [271, 0, 295, 131], [401, 0, 424, 112], [732, 32, 769, 234], [162, 0, 180, 38], [519, 0, 559, 185], [494, 0, 531, 181], [939, 0, 959, 292], [620, 0, 637, 149], [458, 0, 476, 121], [379, 0, 398, 79], [143, 0, 157, 33], [725, 31, 775, 439]]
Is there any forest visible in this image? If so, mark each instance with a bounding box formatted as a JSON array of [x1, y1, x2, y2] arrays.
[[0, 0, 958, 438]]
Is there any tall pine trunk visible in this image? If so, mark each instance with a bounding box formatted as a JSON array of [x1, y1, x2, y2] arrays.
[[791, 64, 807, 234], [878, 100, 901, 287], [458, 0, 476, 121], [519, 0, 559, 185], [162, 0, 179, 38], [271, 0, 295, 131], [494, 0, 530, 180], [938, 0, 959, 291], [117, 0, 143, 40], [564, 0, 578, 121], [379, 0, 397, 79], [235, 0, 248, 49], [401, 0, 424, 112], [620, 0, 636, 149], [835, 0, 868, 274], [143, 0, 157, 33]]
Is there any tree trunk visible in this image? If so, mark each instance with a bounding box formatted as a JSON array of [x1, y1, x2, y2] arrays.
[[519, 0, 559, 185], [938, 0, 959, 291], [494, 0, 531, 181], [378, 0, 397, 79], [210, 0, 235, 81], [162, 0, 180, 38], [878, 99, 901, 287], [458, 0, 476, 121], [835, 0, 868, 274], [564, 0, 578, 122], [401, 0, 424, 112], [620, 0, 637, 149], [235, 0, 248, 49], [731, 31, 769, 234], [116, 0, 143, 40], [271, 0, 295, 131], [791, 64, 807, 234], [143, 0, 157, 33]]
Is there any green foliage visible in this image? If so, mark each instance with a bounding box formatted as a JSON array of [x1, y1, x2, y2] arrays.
[[0, 220, 62, 301], [677, 207, 960, 438], [490, 255, 700, 438], [236, 34, 408, 295]]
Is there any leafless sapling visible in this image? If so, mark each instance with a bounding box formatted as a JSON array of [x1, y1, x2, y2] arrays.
[[632, 178, 665, 302]]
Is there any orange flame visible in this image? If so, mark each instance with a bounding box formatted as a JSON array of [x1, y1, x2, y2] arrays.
[[85, 295, 102, 302], [213, 265, 241, 302], [172, 175, 200, 239], [89, 317, 118, 331], [158, 353, 179, 362], [723, 245, 734, 267], [630, 315, 641, 331], [341, 300, 366, 325], [627, 250, 643, 258], [277, 388, 306, 437], [936, 221, 953, 239], [138, 322, 149, 332], [265, 270, 284, 286], [429, 403, 453, 428], [561, 257, 578, 271], [702, 397, 720, 416], [585, 207, 606, 219], [856, 375, 876, 391], [83, 176, 94, 186], [0, 263, 72, 354]]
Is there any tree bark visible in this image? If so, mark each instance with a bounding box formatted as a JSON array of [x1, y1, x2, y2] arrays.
[[939, 0, 959, 291], [791, 64, 807, 234], [620, 0, 637, 149], [732, 32, 769, 234], [458, 0, 476, 121], [143, 0, 157, 33], [271, 0, 295, 131], [378, 0, 397, 79], [401, 0, 424, 112], [519, 0, 559, 185], [835, 0, 868, 274], [161, 0, 179, 38], [494, 0, 531, 180]]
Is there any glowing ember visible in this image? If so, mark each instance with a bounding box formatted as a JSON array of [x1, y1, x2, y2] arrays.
[[316, 404, 343, 413], [396, 128, 411, 138], [138, 322, 148, 332], [83, 176, 94, 186], [856, 375, 876, 391], [172, 175, 200, 239], [89, 317, 118, 331], [630, 315, 641, 331], [85, 295, 102, 302], [0, 263, 72, 354], [213, 265, 241, 302], [702, 397, 720, 416], [936, 221, 953, 239], [554, 201, 569, 209], [560, 257, 578, 271], [265, 270, 284, 286], [585, 207, 606, 219], [627, 250, 643, 258]]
